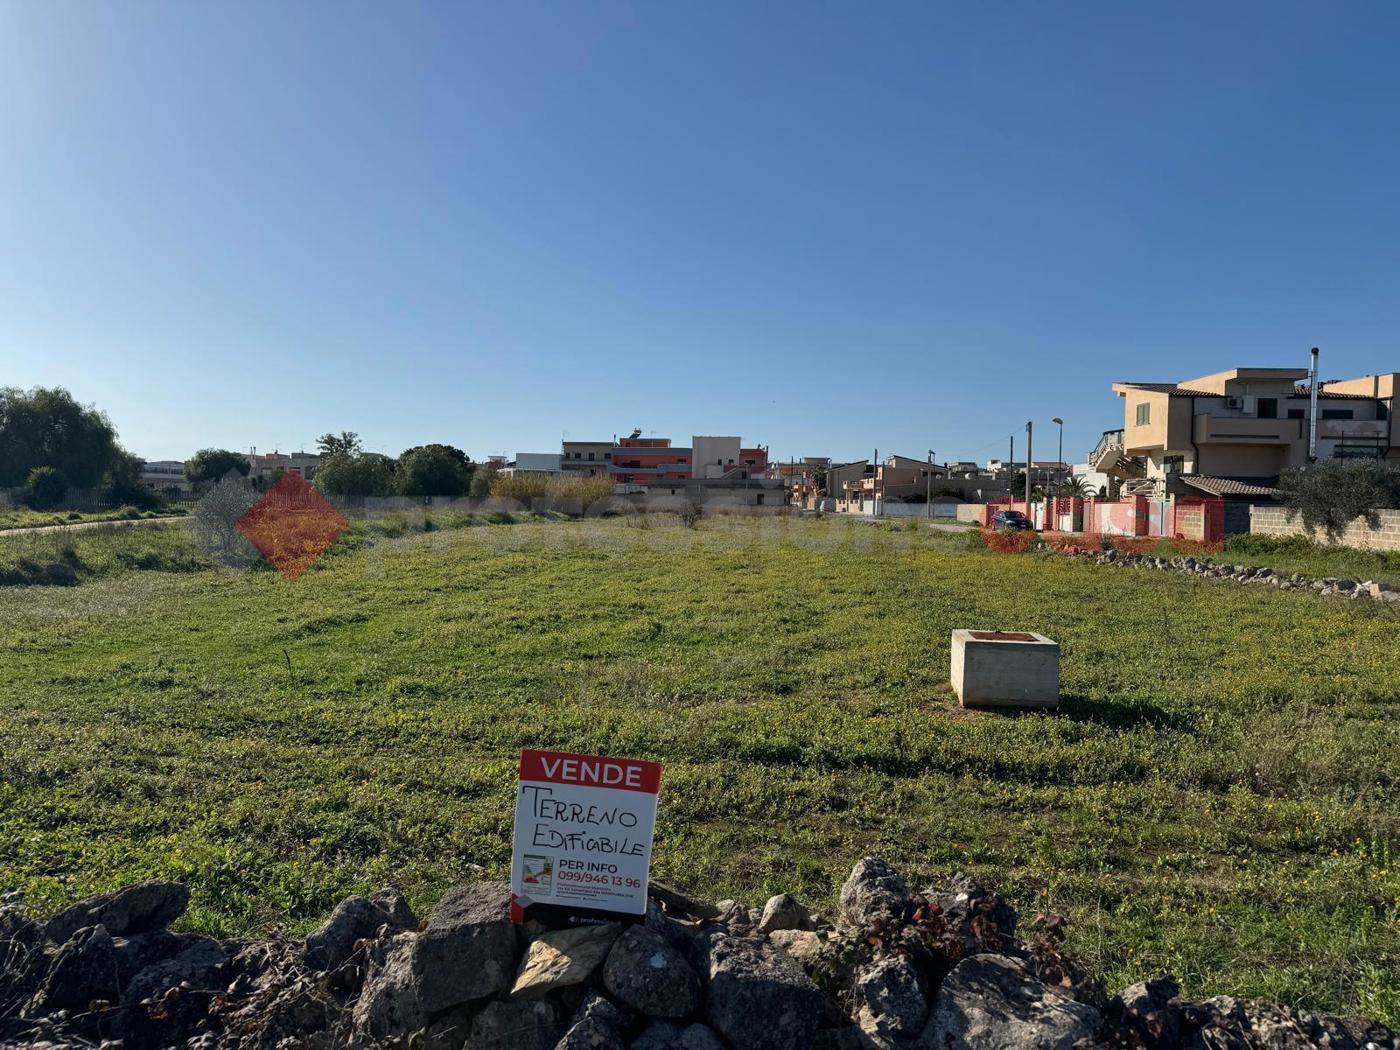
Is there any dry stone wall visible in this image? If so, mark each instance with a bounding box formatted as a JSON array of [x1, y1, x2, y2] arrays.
[[2, 860, 1395, 1050]]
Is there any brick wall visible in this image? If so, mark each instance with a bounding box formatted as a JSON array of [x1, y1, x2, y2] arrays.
[[1249, 505, 1400, 551]]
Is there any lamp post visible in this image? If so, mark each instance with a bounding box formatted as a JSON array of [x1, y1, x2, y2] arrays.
[[926, 449, 935, 517], [1025, 421, 1033, 510], [1052, 417, 1063, 494]]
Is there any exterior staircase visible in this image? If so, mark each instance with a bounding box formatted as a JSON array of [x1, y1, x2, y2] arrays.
[[1089, 430, 1146, 479]]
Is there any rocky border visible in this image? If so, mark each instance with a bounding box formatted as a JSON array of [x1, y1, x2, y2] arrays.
[[1046, 544, 1400, 603], [1, 861, 1394, 1050]]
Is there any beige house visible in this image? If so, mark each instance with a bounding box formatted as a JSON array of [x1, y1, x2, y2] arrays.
[[1095, 368, 1397, 497], [560, 441, 613, 477]]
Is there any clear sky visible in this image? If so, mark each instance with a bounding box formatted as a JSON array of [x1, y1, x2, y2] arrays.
[[3, 2, 1398, 466]]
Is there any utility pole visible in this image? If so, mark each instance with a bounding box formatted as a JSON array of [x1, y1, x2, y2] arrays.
[[926, 449, 934, 518], [873, 448, 878, 517], [1025, 421, 1033, 511]]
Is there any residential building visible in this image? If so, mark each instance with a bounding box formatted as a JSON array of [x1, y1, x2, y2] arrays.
[[139, 459, 191, 497], [503, 453, 562, 475], [246, 451, 320, 484], [1097, 368, 1399, 498], [560, 441, 613, 477], [838, 454, 1012, 513], [692, 436, 742, 479], [642, 475, 786, 508], [609, 432, 693, 485]]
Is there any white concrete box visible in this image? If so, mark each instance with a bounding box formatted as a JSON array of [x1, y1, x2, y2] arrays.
[[951, 629, 1060, 710]]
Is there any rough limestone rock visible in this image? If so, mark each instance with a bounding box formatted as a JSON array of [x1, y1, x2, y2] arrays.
[[839, 859, 909, 928], [467, 998, 562, 1050], [27, 925, 119, 1016], [121, 937, 228, 1007], [856, 956, 927, 1044], [759, 894, 815, 935], [703, 931, 824, 1050], [45, 881, 190, 943], [1116, 975, 1180, 1046], [602, 925, 702, 1019], [416, 880, 520, 1012], [353, 884, 520, 1041], [112, 929, 197, 990], [767, 929, 825, 968], [351, 933, 425, 1041], [512, 922, 622, 998], [302, 895, 391, 971], [369, 886, 418, 931], [556, 991, 630, 1050], [631, 1018, 729, 1050], [919, 953, 1100, 1050]]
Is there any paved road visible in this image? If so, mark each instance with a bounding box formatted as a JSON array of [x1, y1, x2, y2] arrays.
[[0, 515, 183, 537]]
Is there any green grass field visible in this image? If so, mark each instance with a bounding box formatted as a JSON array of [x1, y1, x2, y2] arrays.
[[1, 515, 1397, 1025], [0, 505, 187, 532]]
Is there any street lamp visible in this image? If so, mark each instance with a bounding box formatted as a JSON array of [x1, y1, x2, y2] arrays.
[[926, 449, 935, 517], [1052, 418, 1064, 494]]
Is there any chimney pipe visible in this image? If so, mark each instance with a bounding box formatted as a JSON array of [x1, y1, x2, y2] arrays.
[[1308, 347, 1320, 462]]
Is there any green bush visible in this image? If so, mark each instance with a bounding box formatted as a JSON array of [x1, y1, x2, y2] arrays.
[[21, 466, 69, 509], [1277, 460, 1400, 538]]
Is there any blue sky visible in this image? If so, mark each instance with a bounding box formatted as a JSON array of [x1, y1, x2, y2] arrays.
[[3, 2, 1398, 466]]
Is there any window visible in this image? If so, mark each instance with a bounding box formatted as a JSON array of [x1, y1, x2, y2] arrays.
[[1257, 398, 1277, 419], [1379, 402, 1389, 421], [1163, 454, 1185, 475], [1287, 409, 1305, 419], [1135, 403, 1151, 426], [588, 452, 595, 460], [1321, 409, 1354, 420]]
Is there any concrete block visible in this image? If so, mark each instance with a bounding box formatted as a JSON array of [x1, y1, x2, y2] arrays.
[[951, 630, 1060, 710]]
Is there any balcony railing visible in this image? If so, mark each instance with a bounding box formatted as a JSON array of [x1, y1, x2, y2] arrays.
[[1318, 419, 1389, 440], [1088, 429, 1124, 465], [1192, 415, 1295, 444]]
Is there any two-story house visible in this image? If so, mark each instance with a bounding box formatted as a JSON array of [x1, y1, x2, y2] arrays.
[[1093, 368, 1396, 499]]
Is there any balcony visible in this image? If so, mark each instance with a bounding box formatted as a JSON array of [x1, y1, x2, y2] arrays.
[[1318, 419, 1389, 440], [1192, 415, 1297, 444]]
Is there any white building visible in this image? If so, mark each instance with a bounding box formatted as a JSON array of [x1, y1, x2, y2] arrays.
[[503, 452, 563, 475], [691, 436, 742, 479]]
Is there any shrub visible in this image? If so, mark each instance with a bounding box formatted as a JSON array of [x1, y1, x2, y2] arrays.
[[1277, 460, 1400, 538], [21, 466, 69, 509], [489, 473, 614, 511]]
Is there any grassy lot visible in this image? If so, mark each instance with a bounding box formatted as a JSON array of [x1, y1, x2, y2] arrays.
[[1, 515, 1397, 1025], [0, 505, 187, 532], [1212, 532, 1400, 588]]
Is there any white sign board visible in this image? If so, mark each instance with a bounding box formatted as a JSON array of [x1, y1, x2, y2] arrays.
[[511, 749, 663, 924]]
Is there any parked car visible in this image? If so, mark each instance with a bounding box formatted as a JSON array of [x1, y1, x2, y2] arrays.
[[992, 509, 1033, 531]]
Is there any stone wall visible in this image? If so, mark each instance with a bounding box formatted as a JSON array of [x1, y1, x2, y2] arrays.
[[955, 503, 984, 523], [1250, 505, 1400, 551]]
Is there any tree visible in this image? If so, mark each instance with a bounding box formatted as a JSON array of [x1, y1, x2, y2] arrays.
[[104, 450, 163, 509], [397, 444, 473, 498], [186, 449, 252, 490], [313, 452, 395, 498], [470, 461, 501, 500], [21, 466, 70, 509], [1277, 460, 1400, 538], [0, 386, 122, 489], [316, 431, 362, 458]]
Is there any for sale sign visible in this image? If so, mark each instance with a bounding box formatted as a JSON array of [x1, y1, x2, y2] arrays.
[[510, 749, 663, 925]]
